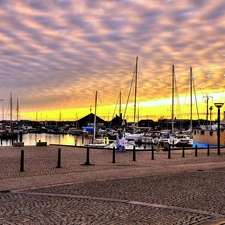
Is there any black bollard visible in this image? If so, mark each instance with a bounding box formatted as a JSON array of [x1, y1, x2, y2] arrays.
[[151, 145, 154, 160], [133, 145, 136, 161], [19, 132, 23, 142], [207, 145, 210, 156], [112, 147, 115, 163], [195, 145, 198, 157], [56, 148, 61, 168], [182, 146, 185, 158], [168, 145, 171, 159], [85, 147, 91, 165], [20, 150, 24, 172]]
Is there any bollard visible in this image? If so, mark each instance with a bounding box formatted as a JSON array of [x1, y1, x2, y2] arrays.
[[56, 148, 61, 168], [195, 145, 198, 157], [20, 150, 24, 172], [133, 145, 136, 161], [84, 147, 91, 165], [112, 147, 115, 163], [151, 145, 154, 160], [19, 132, 23, 142], [168, 145, 171, 159], [75, 140, 77, 146], [182, 146, 185, 158], [82, 134, 84, 144], [207, 145, 210, 156]]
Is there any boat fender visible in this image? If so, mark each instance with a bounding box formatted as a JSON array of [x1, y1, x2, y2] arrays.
[[104, 137, 109, 145]]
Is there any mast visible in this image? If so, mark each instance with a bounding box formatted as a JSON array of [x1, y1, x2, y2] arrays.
[[172, 65, 175, 133], [59, 110, 61, 122], [190, 67, 193, 131], [10, 93, 12, 128], [0, 99, 3, 120], [16, 98, 19, 122], [119, 90, 122, 118], [93, 91, 97, 140], [133, 56, 138, 133], [203, 94, 213, 122], [2, 106, 4, 121], [76, 113, 78, 129]]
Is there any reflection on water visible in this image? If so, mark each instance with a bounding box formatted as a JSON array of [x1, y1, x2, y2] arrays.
[[0, 133, 89, 146]]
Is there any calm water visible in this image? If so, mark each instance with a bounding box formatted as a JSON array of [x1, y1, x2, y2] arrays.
[[0, 133, 89, 146], [0, 133, 208, 148]]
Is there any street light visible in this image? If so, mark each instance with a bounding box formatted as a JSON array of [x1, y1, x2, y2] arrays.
[[214, 102, 224, 155]]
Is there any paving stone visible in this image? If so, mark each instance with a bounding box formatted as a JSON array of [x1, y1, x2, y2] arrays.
[[0, 146, 225, 224]]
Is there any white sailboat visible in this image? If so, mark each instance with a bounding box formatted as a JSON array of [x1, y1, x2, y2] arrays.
[[124, 56, 144, 143], [84, 91, 109, 148], [167, 66, 193, 147]]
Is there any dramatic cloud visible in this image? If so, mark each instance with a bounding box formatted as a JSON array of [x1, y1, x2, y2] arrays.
[[0, 0, 224, 120]]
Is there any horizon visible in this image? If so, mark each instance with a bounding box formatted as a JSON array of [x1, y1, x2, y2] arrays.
[[2, 92, 225, 123]]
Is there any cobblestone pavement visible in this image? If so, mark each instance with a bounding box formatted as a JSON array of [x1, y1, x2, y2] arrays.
[[1, 145, 225, 224]]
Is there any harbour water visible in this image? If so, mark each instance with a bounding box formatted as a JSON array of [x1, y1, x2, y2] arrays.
[[0, 133, 90, 146], [0, 133, 211, 148]]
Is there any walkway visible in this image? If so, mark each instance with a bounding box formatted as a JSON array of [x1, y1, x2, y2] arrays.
[[0, 146, 225, 224]]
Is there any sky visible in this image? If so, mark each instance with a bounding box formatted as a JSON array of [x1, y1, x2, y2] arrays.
[[0, 0, 225, 122]]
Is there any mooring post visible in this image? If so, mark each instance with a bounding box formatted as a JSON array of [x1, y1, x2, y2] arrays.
[[85, 147, 91, 165], [133, 145, 136, 161], [112, 147, 115, 163], [19, 132, 23, 142], [20, 150, 24, 172], [195, 145, 198, 157], [168, 145, 171, 159], [182, 146, 185, 158], [207, 145, 210, 156], [56, 148, 61, 168], [151, 145, 154, 160]]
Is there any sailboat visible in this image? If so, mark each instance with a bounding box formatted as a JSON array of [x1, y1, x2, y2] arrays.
[[84, 91, 109, 148], [123, 56, 144, 143], [167, 66, 193, 147], [0, 93, 18, 139]]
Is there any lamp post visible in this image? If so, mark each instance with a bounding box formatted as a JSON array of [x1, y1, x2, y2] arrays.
[[214, 103, 224, 155]]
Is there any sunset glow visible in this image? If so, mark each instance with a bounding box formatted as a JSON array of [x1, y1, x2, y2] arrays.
[[0, 0, 224, 122]]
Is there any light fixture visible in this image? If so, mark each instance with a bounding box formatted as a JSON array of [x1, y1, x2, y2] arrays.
[[214, 102, 224, 155]]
